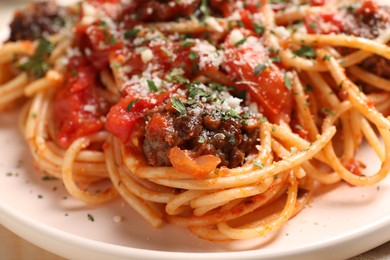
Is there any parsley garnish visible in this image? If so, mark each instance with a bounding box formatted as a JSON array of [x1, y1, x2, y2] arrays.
[[321, 107, 335, 116], [294, 45, 316, 58], [20, 38, 54, 78], [147, 80, 158, 92], [181, 41, 194, 48], [284, 74, 292, 90], [200, 0, 210, 18], [322, 54, 332, 61], [253, 63, 267, 76], [305, 85, 314, 92], [254, 160, 265, 168], [166, 69, 189, 83], [124, 29, 140, 39], [253, 22, 265, 34], [126, 99, 141, 111], [171, 97, 186, 115], [87, 213, 95, 222], [189, 51, 198, 61], [234, 37, 247, 47]]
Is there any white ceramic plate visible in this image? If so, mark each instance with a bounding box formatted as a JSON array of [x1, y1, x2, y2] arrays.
[[1, 1, 390, 259]]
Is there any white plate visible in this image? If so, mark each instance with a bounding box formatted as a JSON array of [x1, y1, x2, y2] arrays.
[[1, 1, 390, 259]]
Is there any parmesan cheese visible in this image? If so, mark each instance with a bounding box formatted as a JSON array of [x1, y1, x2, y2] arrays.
[[141, 48, 154, 63]]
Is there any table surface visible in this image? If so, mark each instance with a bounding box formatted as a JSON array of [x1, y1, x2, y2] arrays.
[[1, 0, 390, 259]]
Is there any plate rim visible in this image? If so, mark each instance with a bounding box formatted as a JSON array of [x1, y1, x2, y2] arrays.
[[1, 198, 390, 260]]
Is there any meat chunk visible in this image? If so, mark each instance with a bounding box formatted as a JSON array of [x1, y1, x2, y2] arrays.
[[342, 1, 390, 39], [360, 55, 390, 79], [142, 83, 260, 168], [135, 0, 201, 22], [340, 1, 390, 78], [9, 1, 67, 41]]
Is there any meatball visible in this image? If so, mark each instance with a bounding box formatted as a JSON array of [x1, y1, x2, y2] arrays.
[[9, 1, 67, 41], [142, 83, 260, 168]]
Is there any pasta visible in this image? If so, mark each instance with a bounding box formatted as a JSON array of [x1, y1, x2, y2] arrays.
[[1, 0, 390, 242]]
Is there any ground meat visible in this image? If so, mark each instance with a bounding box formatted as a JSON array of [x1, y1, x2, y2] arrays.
[[360, 55, 390, 79], [9, 1, 67, 41], [340, 1, 390, 78], [142, 83, 260, 168], [341, 1, 390, 39], [135, 0, 201, 22]]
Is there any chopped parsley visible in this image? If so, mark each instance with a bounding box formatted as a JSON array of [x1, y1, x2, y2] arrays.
[[87, 213, 95, 222], [234, 37, 247, 47], [253, 63, 267, 76], [189, 51, 198, 61], [322, 54, 332, 61], [293, 45, 316, 59], [41, 175, 58, 181], [181, 41, 194, 48], [20, 38, 54, 78], [200, 0, 210, 18], [147, 80, 158, 92], [166, 69, 189, 83], [253, 22, 265, 34], [124, 29, 140, 39], [126, 99, 141, 111], [254, 160, 265, 168], [171, 97, 186, 115], [198, 136, 206, 143], [321, 107, 335, 116], [284, 74, 292, 90]]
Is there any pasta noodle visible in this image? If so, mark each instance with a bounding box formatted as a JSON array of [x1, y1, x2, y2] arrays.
[[1, 0, 390, 242]]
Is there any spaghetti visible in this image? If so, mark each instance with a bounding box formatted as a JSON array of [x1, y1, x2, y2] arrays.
[[1, 0, 390, 242]]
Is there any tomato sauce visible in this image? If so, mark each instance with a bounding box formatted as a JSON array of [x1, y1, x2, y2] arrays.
[[52, 56, 107, 148]]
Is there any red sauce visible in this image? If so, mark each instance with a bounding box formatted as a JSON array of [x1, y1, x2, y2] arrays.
[[52, 56, 107, 148], [305, 12, 343, 34], [222, 30, 293, 123], [355, 0, 379, 16]]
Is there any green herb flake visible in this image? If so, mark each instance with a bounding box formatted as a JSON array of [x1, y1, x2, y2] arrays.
[[253, 22, 265, 34], [189, 51, 198, 61], [253, 63, 267, 76], [42, 175, 57, 181], [259, 116, 268, 122], [290, 147, 298, 155], [321, 107, 335, 116], [198, 136, 206, 143], [126, 99, 141, 111], [293, 45, 316, 58], [284, 74, 292, 90], [124, 29, 140, 39], [308, 23, 317, 29], [20, 38, 54, 78], [87, 213, 95, 222], [234, 37, 247, 47], [171, 97, 186, 115], [109, 35, 117, 45], [147, 80, 158, 92], [322, 54, 332, 61], [254, 160, 265, 169], [200, 0, 210, 17], [338, 81, 344, 89], [305, 85, 314, 92], [181, 41, 194, 48]]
